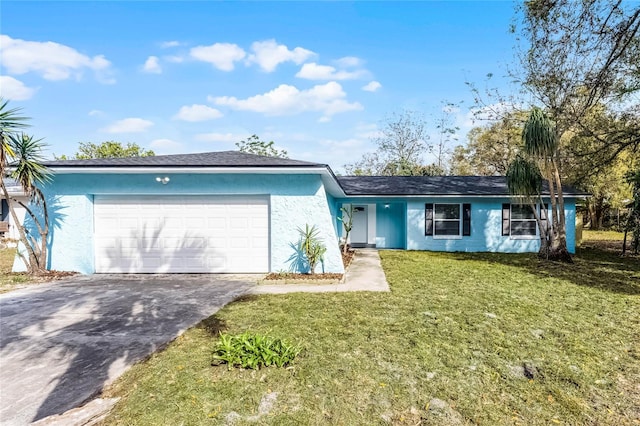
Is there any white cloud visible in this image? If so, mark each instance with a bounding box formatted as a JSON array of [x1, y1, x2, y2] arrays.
[[101, 118, 154, 133], [88, 109, 105, 117], [195, 132, 247, 143], [189, 43, 246, 71], [149, 138, 183, 154], [0, 76, 36, 100], [142, 56, 162, 74], [334, 56, 363, 68], [247, 39, 315, 72], [211, 81, 362, 117], [160, 41, 181, 48], [165, 55, 185, 63], [173, 104, 223, 122], [296, 62, 367, 81], [362, 81, 382, 92], [0, 34, 113, 82]]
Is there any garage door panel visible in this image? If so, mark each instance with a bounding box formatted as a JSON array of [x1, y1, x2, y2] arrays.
[[94, 196, 269, 273]]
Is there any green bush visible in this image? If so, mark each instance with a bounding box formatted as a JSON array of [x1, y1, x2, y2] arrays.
[[211, 332, 301, 370]]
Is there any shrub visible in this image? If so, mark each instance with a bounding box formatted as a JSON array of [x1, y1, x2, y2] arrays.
[[211, 332, 301, 370], [298, 224, 326, 274]]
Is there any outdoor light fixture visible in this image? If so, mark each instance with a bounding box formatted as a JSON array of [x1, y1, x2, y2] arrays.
[[384, 204, 390, 209], [155, 176, 170, 185]]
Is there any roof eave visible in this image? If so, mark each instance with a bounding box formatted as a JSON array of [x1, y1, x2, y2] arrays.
[[47, 165, 327, 174]]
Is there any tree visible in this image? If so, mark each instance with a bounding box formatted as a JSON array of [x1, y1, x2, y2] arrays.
[[622, 169, 640, 255], [450, 110, 527, 176], [56, 141, 154, 159], [565, 107, 638, 230], [497, 0, 640, 262], [516, 0, 639, 134], [338, 205, 354, 254], [0, 99, 51, 274], [508, 107, 572, 262], [506, 154, 550, 256], [344, 110, 432, 176], [431, 102, 461, 171], [236, 135, 288, 158]]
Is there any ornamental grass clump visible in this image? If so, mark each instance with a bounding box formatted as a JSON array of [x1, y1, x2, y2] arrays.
[[211, 332, 301, 370]]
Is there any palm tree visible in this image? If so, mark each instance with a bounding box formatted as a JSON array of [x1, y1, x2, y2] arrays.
[[506, 155, 550, 257], [0, 98, 29, 162], [0, 99, 51, 274], [508, 107, 572, 262]]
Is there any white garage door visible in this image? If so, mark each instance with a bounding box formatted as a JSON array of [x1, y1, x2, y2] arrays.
[[94, 196, 269, 273]]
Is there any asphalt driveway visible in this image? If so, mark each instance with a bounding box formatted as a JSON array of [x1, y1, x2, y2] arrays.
[[0, 274, 255, 425]]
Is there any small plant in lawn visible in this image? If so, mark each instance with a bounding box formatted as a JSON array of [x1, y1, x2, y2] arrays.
[[211, 332, 301, 370], [298, 224, 326, 274]]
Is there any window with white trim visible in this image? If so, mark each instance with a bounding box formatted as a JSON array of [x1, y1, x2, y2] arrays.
[[425, 203, 471, 237], [510, 205, 537, 236], [502, 204, 547, 238]]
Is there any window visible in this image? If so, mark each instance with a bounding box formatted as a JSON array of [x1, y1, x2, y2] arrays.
[[425, 203, 471, 237], [502, 204, 547, 238]]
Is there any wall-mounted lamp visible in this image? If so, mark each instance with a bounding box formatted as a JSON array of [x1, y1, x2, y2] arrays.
[[384, 203, 390, 209], [155, 176, 170, 185]]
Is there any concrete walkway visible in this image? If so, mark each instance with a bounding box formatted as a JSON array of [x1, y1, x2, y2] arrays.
[[251, 249, 390, 294]]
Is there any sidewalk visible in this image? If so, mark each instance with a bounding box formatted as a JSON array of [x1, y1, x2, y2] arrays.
[[251, 249, 390, 294]]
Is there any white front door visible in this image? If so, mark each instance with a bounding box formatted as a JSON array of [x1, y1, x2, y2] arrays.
[[93, 195, 269, 273], [350, 205, 368, 245]]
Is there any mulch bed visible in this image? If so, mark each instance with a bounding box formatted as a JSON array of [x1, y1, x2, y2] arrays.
[[30, 270, 79, 282], [264, 272, 343, 281], [263, 248, 357, 281], [342, 249, 356, 269]]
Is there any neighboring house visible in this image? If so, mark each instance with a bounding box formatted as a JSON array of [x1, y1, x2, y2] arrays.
[[24, 151, 585, 274], [1, 178, 29, 240]]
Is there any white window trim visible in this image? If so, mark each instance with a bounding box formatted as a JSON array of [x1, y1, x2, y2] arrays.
[[509, 204, 542, 240], [432, 203, 462, 239]]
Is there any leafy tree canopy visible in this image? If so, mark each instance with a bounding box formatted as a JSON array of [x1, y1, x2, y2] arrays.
[[345, 110, 444, 176], [450, 110, 527, 176], [236, 135, 288, 158], [56, 141, 154, 160]]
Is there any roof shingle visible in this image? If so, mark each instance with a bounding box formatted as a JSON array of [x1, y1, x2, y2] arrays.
[[43, 150, 325, 168], [336, 175, 587, 197]]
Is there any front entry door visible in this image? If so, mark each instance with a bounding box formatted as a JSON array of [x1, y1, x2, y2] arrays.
[[350, 205, 368, 247]]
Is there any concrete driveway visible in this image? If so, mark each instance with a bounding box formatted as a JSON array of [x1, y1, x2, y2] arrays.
[[0, 274, 255, 425]]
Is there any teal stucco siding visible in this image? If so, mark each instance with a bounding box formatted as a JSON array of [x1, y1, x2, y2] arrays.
[[40, 173, 343, 274], [375, 202, 406, 249], [406, 197, 577, 253]]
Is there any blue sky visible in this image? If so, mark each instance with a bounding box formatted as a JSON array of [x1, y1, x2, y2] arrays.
[[1, 1, 517, 171]]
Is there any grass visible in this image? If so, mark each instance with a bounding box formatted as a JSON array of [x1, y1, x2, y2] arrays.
[[582, 229, 625, 242], [0, 247, 30, 292], [102, 234, 640, 425]]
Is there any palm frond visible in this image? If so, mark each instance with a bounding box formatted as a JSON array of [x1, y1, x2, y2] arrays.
[[506, 154, 543, 203], [8, 133, 52, 200], [0, 98, 30, 163], [522, 107, 557, 158]]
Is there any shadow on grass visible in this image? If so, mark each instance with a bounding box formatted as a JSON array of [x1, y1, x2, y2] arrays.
[[197, 316, 228, 336], [196, 294, 262, 337], [447, 247, 640, 295]]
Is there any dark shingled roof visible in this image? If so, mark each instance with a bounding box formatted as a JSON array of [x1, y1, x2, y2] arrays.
[[43, 150, 326, 168], [336, 176, 588, 197]]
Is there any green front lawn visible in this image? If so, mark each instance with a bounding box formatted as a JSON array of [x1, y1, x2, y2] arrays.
[[103, 245, 639, 425]]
